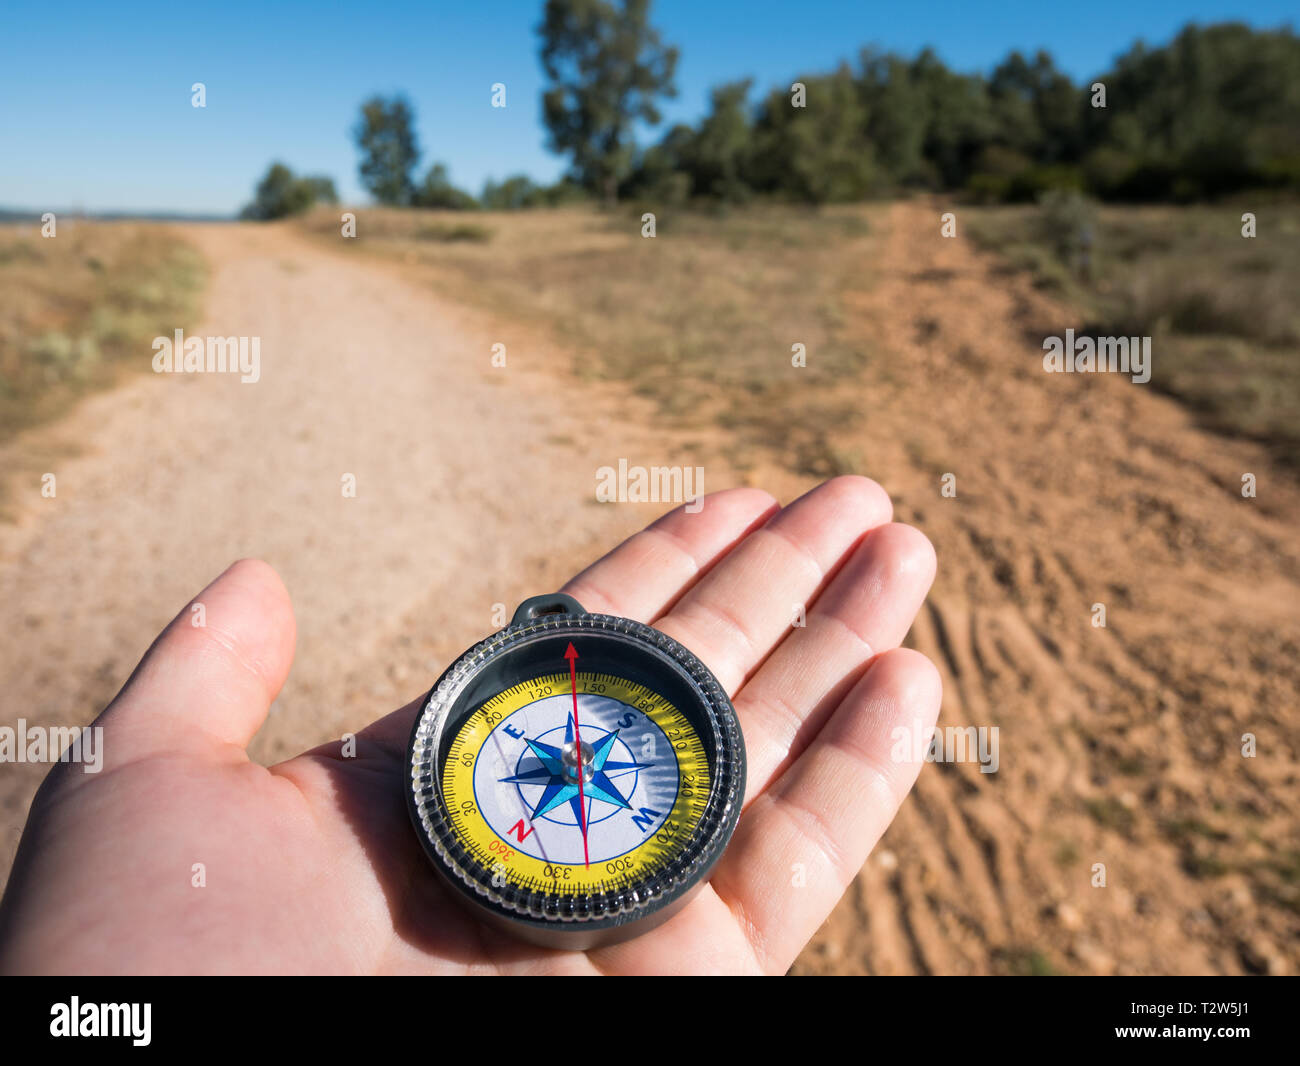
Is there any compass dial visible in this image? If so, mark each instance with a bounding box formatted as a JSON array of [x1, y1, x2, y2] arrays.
[[407, 595, 745, 949], [444, 671, 711, 890]]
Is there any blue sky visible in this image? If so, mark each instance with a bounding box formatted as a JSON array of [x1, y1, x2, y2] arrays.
[[0, 0, 1292, 214]]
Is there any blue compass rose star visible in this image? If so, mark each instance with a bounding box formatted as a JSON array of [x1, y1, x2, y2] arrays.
[[501, 717, 653, 826]]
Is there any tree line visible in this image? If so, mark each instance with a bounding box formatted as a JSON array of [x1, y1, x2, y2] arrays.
[[242, 3, 1299, 219]]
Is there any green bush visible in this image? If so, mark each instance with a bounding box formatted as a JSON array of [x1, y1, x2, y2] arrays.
[[413, 222, 492, 243], [240, 163, 338, 220], [1008, 165, 1085, 203], [413, 164, 479, 210], [1036, 189, 1098, 273]]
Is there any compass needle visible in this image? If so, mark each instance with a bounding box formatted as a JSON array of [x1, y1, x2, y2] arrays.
[[406, 593, 745, 949], [565, 641, 591, 868]]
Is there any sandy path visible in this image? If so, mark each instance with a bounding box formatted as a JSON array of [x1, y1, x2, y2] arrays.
[[793, 202, 1300, 976], [0, 222, 689, 874]]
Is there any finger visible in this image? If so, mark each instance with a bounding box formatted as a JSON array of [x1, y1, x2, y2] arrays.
[[354, 489, 777, 756], [96, 559, 296, 759], [562, 487, 778, 620], [709, 648, 942, 974], [653, 476, 893, 695], [735, 522, 936, 800]]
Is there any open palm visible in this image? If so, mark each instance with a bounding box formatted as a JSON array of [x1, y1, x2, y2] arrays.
[[0, 477, 939, 975]]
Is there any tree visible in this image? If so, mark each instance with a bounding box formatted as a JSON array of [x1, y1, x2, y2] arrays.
[[481, 174, 543, 210], [748, 66, 877, 203], [1085, 23, 1300, 198], [538, 0, 678, 203], [856, 49, 930, 186], [988, 50, 1083, 165], [353, 95, 421, 205], [679, 80, 755, 202], [238, 162, 338, 220], [909, 50, 997, 190], [624, 122, 694, 204], [413, 164, 479, 210]]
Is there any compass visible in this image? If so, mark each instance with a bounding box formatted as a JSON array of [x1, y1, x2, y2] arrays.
[[406, 593, 745, 949]]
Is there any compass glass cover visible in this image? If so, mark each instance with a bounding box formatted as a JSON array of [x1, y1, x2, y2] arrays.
[[407, 612, 744, 936]]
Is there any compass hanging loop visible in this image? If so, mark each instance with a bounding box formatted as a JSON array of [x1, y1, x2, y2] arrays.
[[510, 593, 586, 625]]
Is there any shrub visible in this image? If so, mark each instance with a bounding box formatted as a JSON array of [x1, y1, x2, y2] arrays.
[[240, 163, 338, 220]]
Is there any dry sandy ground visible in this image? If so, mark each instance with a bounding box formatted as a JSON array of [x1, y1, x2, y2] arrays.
[[1, 206, 1297, 975], [792, 202, 1300, 976]]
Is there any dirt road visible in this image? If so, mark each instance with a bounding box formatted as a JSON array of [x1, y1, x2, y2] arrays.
[[1, 207, 1296, 975], [0, 220, 692, 876]]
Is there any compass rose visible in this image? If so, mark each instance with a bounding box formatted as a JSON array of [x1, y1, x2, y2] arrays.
[[501, 716, 653, 826]]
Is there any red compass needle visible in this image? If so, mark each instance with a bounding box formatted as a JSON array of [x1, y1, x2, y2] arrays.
[[565, 641, 590, 868]]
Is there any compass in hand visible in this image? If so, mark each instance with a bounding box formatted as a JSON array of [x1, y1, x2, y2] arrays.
[[406, 593, 745, 949]]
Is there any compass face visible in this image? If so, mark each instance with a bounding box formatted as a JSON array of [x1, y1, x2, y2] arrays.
[[443, 673, 711, 890], [407, 603, 745, 948]]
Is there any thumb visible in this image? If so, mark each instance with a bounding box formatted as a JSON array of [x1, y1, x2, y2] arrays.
[[95, 559, 296, 762]]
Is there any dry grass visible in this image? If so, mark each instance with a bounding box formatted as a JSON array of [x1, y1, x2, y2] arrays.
[[0, 220, 206, 444], [299, 198, 1300, 476], [965, 201, 1300, 465], [298, 202, 882, 476]]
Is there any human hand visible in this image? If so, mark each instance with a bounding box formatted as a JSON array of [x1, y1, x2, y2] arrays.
[[0, 476, 939, 974]]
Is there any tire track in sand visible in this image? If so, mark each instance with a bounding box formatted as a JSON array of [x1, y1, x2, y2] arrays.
[[794, 201, 1300, 976]]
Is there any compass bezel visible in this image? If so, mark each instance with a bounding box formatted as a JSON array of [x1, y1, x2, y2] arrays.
[[406, 605, 746, 949]]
